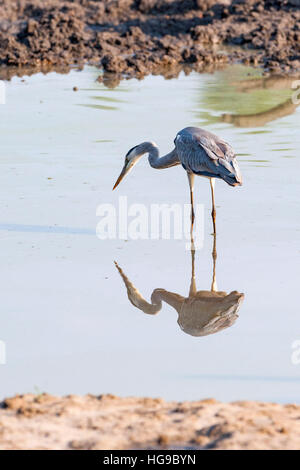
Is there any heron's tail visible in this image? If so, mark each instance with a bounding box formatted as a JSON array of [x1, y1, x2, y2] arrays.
[[222, 159, 242, 187], [223, 173, 242, 187]]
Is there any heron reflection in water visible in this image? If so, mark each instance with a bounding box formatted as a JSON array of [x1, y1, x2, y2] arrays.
[[115, 236, 244, 337]]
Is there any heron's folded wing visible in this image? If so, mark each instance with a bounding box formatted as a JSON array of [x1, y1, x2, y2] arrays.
[[176, 132, 238, 180]]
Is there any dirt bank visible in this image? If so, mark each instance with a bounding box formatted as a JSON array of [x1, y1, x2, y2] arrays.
[[0, 394, 300, 450], [0, 0, 299, 83]]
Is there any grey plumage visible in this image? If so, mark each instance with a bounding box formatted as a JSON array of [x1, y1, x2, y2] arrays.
[[113, 126, 243, 233], [175, 127, 242, 186]]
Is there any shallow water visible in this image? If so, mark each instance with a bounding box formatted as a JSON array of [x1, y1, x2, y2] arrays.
[[0, 65, 299, 402]]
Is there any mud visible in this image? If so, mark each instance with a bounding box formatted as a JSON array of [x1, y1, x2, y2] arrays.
[[0, 1, 299, 83], [0, 394, 300, 449]]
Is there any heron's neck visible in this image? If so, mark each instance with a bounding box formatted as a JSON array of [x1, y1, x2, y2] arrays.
[[151, 289, 184, 315], [138, 142, 178, 169]]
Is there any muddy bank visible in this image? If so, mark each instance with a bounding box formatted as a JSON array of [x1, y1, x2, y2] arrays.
[[0, 394, 300, 450], [0, 1, 299, 83]]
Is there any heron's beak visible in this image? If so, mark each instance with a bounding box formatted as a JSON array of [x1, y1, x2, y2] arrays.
[[112, 163, 130, 190]]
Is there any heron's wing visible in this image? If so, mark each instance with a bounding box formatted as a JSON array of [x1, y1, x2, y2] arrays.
[[178, 290, 244, 337], [175, 129, 242, 185]]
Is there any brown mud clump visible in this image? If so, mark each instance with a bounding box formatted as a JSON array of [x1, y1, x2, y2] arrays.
[[0, 1, 299, 82], [1, 394, 300, 449]]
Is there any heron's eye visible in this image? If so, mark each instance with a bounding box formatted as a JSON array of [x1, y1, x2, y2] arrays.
[[126, 145, 137, 158]]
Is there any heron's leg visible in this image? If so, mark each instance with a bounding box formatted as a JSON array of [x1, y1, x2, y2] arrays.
[[189, 246, 197, 296], [211, 232, 218, 292], [210, 178, 216, 235], [187, 172, 195, 233]]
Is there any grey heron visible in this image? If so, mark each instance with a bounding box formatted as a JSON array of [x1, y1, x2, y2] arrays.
[[113, 127, 242, 233], [114, 235, 244, 337]]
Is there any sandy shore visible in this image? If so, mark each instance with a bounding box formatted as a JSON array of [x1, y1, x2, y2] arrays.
[[0, 0, 300, 83], [0, 394, 299, 450]]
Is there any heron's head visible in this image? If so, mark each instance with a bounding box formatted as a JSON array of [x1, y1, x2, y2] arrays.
[[113, 145, 142, 190]]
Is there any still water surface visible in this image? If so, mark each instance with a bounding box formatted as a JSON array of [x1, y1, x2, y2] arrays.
[[0, 65, 299, 402]]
